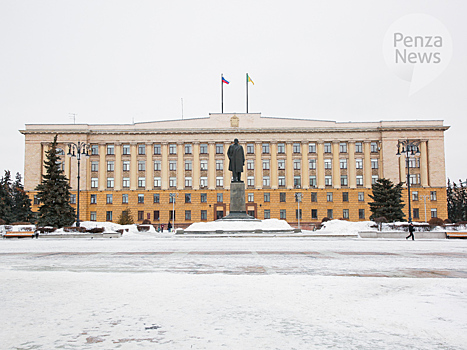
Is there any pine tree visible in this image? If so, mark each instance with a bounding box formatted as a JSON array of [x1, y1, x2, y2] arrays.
[[447, 179, 467, 222], [369, 178, 405, 222], [11, 172, 34, 223], [0, 170, 15, 224], [117, 208, 135, 225], [35, 135, 75, 227]]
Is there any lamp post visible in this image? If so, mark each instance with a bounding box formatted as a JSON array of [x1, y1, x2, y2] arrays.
[[420, 194, 430, 222], [295, 192, 302, 229], [396, 140, 420, 223], [169, 192, 178, 232], [67, 142, 90, 227]]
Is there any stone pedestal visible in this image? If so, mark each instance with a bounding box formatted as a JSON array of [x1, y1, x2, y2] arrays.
[[219, 182, 259, 221]]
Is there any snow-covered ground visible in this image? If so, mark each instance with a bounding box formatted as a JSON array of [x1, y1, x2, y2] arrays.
[[1, 236, 467, 349]]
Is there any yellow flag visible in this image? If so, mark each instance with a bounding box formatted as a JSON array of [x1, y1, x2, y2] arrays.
[[247, 74, 254, 85]]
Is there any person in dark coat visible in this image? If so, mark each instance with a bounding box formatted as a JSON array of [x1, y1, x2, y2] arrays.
[[168, 221, 172, 232], [227, 138, 245, 182], [406, 222, 415, 240]]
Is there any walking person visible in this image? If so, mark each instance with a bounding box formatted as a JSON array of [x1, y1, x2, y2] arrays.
[[406, 222, 415, 240], [168, 221, 172, 233]]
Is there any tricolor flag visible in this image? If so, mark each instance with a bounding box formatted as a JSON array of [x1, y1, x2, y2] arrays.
[[222, 77, 230, 84], [247, 74, 254, 85]]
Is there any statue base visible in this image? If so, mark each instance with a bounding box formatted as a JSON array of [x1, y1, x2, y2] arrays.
[[218, 182, 260, 221]]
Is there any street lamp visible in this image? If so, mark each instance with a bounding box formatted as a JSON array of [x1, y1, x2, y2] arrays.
[[67, 142, 90, 227], [396, 140, 420, 223], [169, 192, 178, 232], [420, 194, 430, 222], [295, 192, 302, 229]]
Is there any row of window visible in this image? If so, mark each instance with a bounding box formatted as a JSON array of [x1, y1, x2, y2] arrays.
[[89, 142, 381, 156]]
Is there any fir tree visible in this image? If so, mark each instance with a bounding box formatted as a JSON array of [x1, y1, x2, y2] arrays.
[[35, 135, 75, 227], [447, 179, 467, 222], [117, 208, 135, 225], [368, 178, 405, 222], [11, 172, 34, 223], [0, 170, 15, 224]]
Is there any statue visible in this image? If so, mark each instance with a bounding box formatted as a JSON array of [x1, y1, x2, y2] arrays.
[[227, 138, 245, 182]]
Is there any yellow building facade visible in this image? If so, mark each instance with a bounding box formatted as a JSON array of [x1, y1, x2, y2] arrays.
[[20, 113, 449, 228]]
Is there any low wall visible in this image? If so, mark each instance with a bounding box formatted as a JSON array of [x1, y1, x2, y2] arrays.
[[359, 231, 446, 239]]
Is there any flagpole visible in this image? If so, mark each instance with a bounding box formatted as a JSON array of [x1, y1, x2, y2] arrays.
[[221, 74, 224, 113], [246, 73, 249, 113]]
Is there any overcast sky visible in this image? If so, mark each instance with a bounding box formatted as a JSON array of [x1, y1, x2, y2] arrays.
[[1, 0, 466, 181]]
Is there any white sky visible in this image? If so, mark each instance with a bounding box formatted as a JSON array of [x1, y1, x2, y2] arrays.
[[1, 0, 466, 181]]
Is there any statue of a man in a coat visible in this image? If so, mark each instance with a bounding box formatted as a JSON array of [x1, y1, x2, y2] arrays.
[[227, 138, 245, 182]]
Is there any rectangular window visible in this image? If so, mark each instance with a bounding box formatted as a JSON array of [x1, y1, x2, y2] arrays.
[[309, 143, 316, 153], [153, 177, 161, 187], [413, 208, 420, 219], [359, 209, 365, 219], [122, 194, 128, 204], [371, 142, 378, 153], [185, 144, 192, 154], [138, 144, 146, 155], [123, 161, 130, 172], [355, 142, 363, 153], [341, 175, 348, 186], [200, 160, 208, 171], [264, 192, 270, 202], [431, 208, 437, 218], [216, 160, 223, 170], [278, 176, 286, 187], [311, 209, 318, 220], [169, 160, 177, 171], [327, 192, 333, 202], [371, 159, 378, 169], [247, 176, 254, 186], [154, 210, 160, 221], [138, 211, 144, 221], [185, 193, 191, 203], [107, 177, 114, 188], [247, 159, 255, 170], [91, 145, 99, 155], [280, 209, 286, 220], [327, 209, 333, 219], [107, 161, 114, 172], [70, 194, 76, 204], [296, 209, 302, 219], [293, 159, 301, 170], [324, 143, 332, 153], [340, 159, 347, 169], [325, 175, 332, 186], [123, 177, 130, 188], [294, 176, 301, 188], [356, 158, 363, 169], [293, 143, 301, 153], [309, 159, 316, 170], [431, 191, 437, 201], [91, 178, 98, 188], [248, 193, 254, 202], [201, 210, 207, 220], [216, 144, 223, 154], [356, 175, 363, 186], [91, 161, 99, 172], [200, 177, 208, 187], [408, 158, 419, 168], [278, 159, 285, 170], [311, 192, 317, 202], [90, 211, 97, 221], [154, 144, 161, 155], [409, 174, 420, 185], [264, 209, 270, 219], [106, 194, 113, 204], [263, 176, 270, 187], [412, 191, 419, 201], [169, 144, 176, 154], [138, 177, 145, 188], [106, 211, 113, 221], [262, 143, 270, 154], [138, 161, 146, 171], [138, 194, 144, 204], [169, 177, 176, 187], [185, 177, 192, 187], [217, 193, 223, 203], [324, 159, 332, 169], [216, 177, 224, 187], [343, 192, 349, 202], [185, 210, 191, 221], [201, 193, 207, 203], [278, 143, 285, 154], [123, 144, 130, 155], [107, 144, 114, 155], [309, 176, 317, 188], [200, 144, 208, 154], [280, 192, 286, 202], [343, 209, 349, 219], [372, 175, 379, 184], [247, 143, 254, 154], [339, 142, 347, 153], [262, 159, 270, 170], [358, 192, 365, 202], [154, 161, 161, 171]]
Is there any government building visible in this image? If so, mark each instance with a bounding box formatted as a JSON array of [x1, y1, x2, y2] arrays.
[[20, 113, 448, 228]]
